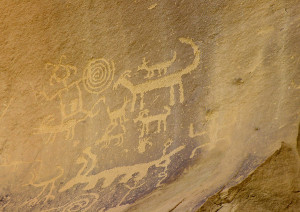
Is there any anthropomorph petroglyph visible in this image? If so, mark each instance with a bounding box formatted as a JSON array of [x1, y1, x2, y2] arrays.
[[22, 166, 64, 207], [42, 193, 99, 212], [134, 106, 171, 137], [107, 96, 130, 125], [36, 57, 113, 143], [59, 142, 185, 192], [137, 51, 177, 79], [113, 37, 200, 112]]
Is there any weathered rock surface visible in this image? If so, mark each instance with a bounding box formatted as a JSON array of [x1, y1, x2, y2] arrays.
[[0, 0, 299, 211]]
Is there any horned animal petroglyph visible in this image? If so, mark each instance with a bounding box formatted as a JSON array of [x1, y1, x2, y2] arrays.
[[96, 124, 125, 147], [137, 51, 177, 79], [134, 106, 171, 137], [107, 96, 130, 125], [113, 38, 200, 112]]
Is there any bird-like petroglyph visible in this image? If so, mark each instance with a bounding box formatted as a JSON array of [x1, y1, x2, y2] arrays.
[[59, 142, 185, 192], [134, 106, 171, 137], [113, 37, 200, 112], [22, 167, 64, 207], [137, 51, 176, 79]]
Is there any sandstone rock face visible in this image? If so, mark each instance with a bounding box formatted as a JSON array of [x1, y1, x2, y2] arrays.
[[0, 1, 299, 211]]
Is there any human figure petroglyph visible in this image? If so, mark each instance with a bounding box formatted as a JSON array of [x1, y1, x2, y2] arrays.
[[137, 51, 177, 79], [59, 143, 185, 192], [36, 56, 113, 143], [22, 166, 64, 207], [42, 193, 99, 212], [107, 96, 130, 125], [189, 123, 207, 138], [134, 106, 171, 137], [113, 37, 200, 112]]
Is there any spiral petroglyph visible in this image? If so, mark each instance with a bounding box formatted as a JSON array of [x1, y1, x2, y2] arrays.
[[83, 58, 115, 94]]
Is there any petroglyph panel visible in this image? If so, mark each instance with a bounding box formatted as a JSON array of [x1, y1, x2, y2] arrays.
[[1, 1, 299, 212]]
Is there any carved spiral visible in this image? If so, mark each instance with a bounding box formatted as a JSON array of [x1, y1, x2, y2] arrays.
[[83, 58, 115, 94], [62, 194, 99, 212]]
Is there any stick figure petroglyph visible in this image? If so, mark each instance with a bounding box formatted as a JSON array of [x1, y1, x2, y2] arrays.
[[113, 37, 200, 112], [137, 51, 177, 79], [36, 56, 113, 143], [134, 106, 171, 137]]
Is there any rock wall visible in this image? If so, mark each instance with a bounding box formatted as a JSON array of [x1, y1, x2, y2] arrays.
[[0, 0, 299, 211]]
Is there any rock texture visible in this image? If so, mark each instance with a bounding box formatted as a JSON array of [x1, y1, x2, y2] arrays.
[[0, 0, 299, 211]]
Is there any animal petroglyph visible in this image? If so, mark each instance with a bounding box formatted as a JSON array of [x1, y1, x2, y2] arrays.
[[134, 106, 171, 137], [83, 58, 115, 94], [43, 193, 99, 212], [96, 123, 125, 147], [22, 166, 64, 207], [36, 57, 113, 143], [107, 97, 130, 125], [59, 143, 185, 192], [138, 51, 176, 79], [113, 37, 200, 111], [189, 123, 207, 138], [138, 137, 153, 153]]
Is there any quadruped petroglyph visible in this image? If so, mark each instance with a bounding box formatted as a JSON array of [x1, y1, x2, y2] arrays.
[[137, 51, 177, 79], [35, 56, 114, 143], [113, 37, 200, 112], [134, 106, 171, 137], [15, 37, 203, 211]]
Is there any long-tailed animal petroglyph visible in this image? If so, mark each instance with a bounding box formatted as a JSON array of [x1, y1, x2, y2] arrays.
[[137, 51, 177, 79], [113, 37, 200, 111], [134, 106, 171, 137], [22, 166, 64, 207], [36, 56, 113, 143], [107, 97, 130, 125], [138, 137, 152, 153], [59, 143, 185, 192], [42, 193, 99, 212], [189, 123, 207, 138]]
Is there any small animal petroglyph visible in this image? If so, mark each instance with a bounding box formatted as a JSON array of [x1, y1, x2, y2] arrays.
[[134, 106, 171, 137], [96, 124, 125, 147], [113, 37, 200, 112], [22, 166, 64, 207], [137, 51, 176, 79], [107, 96, 130, 125]]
